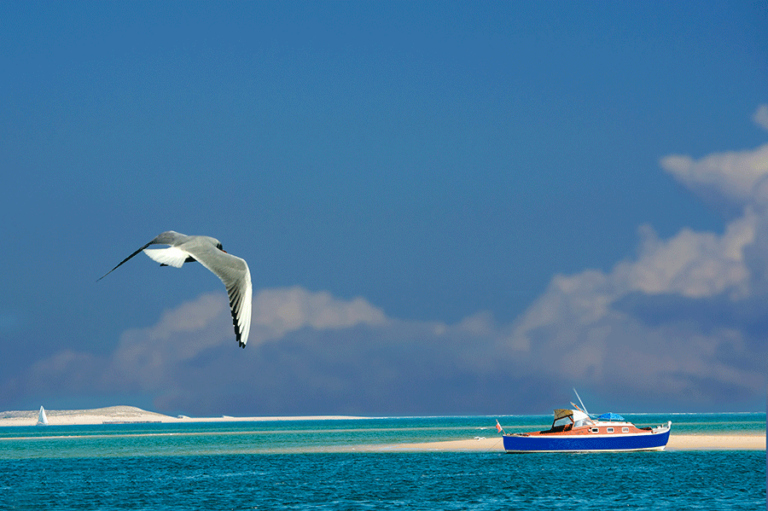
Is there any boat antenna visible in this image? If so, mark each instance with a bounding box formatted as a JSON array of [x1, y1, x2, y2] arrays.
[[573, 388, 590, 416]]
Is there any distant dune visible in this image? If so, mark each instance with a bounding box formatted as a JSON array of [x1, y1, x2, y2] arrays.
[[0, 406, 172, 426], [0, 406, 365, 427]]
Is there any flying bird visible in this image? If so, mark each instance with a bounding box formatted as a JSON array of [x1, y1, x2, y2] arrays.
[[99, 231, 252, 348]]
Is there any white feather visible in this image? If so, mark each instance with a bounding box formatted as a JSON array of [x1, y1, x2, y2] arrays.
[[143, 247, 189, 268]]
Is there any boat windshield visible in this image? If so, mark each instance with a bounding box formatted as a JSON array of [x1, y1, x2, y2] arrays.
[[552, 409, 592, 428]]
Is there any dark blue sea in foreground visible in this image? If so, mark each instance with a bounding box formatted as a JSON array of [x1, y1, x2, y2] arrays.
[[0, 414, 764, 510]]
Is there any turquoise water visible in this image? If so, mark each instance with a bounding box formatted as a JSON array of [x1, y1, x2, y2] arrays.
[[0, 414, 764, 509]]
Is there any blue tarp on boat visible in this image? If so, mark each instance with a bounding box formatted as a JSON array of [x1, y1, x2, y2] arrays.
[[597, 412, 625, 421]]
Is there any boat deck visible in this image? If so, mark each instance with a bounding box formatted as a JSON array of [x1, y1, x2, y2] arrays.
[[517, 422, 655, 437]]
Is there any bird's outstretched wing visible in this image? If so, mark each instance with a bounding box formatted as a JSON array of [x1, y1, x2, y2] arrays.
[[98, 231, 187, 281], [185, 242, 253, 348]]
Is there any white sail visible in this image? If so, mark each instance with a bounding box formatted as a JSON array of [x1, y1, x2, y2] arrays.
[[37, 406, 48, 426]]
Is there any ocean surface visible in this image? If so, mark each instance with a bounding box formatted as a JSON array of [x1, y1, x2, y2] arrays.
[[0, 413, 764, 510]]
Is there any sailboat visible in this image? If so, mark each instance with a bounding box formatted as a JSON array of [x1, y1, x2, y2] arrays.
[[36, 406, 48, 426]]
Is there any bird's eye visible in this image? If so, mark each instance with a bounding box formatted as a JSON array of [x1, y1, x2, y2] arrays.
[[217, 244, 224, 251]]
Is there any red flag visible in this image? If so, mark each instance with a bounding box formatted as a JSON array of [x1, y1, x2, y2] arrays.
[[496, 420, 503, 433]]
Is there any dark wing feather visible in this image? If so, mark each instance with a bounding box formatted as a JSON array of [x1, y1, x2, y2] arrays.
[[97, 240, 154, 281]]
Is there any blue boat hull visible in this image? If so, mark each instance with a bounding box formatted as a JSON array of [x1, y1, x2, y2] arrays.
[[503, 429, 670, 453]]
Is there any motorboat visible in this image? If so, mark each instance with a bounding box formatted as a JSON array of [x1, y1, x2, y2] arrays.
[[500, 393, 671, 453]]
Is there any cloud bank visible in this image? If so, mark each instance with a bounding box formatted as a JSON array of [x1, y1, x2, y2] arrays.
[[4, 111, 767, 415]]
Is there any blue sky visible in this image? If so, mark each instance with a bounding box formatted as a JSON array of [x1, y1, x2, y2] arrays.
[[1, 2, 766, 416]]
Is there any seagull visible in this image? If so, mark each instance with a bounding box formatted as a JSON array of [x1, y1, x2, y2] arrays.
[[99, 231, 252, 348]]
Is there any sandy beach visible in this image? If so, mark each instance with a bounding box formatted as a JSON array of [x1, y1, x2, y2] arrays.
[[359, 434, 766, 452], [1, 407, 763, 451]]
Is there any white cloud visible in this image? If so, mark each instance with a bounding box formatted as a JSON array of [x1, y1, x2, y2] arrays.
[[15, 288, 391, 398], [753, 104, 768, 131], [110, 293, 232, 389], [623, 216, 754, 298], [660, 143, 768, 206], [251, 286, 386, 342]]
